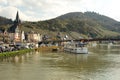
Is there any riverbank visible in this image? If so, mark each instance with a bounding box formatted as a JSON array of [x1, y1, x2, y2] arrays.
[[0, 49, 33, 58]]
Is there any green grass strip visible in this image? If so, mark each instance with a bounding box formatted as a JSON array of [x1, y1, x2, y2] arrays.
[[0, 49, 33, 58]]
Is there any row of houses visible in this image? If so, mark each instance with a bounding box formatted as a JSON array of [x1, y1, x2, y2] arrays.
[[0, 30, 42, 43]]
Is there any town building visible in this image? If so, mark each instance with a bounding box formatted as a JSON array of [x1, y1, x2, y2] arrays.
[[26, 31, 42, 42]]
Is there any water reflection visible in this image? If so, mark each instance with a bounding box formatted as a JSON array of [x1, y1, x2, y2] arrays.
[[0, 45, 120, 80], [0, 52, 34, 63]]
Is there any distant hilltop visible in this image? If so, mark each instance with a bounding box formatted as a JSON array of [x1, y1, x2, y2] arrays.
[[0, 11, 120, 39]]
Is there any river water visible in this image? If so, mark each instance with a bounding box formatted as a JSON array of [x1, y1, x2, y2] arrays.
[[0, 45, 120, 80]]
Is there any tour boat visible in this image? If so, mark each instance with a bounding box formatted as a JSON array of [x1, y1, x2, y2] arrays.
[[64, 41, 88, 54]]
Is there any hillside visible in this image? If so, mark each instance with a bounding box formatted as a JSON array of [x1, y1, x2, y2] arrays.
[[0, 12, 120, 39], [57, 12, 120, 32], [22, 12, 120, 38], [0, 16, 12, 31]]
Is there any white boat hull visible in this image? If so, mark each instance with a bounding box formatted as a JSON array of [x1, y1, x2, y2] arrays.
[[64, 47, 88, 54]]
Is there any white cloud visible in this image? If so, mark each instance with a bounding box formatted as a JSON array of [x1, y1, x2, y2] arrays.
[[7, 0, 23, 7], [80, 0, 120, 21], [0, 0, 7, 5], [0, 6, 18, 19], [0, 6, 40, 21], [0, 0, 120, 21]]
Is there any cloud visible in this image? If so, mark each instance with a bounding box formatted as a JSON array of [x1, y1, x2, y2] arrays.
[[0, 6, 40, 21], [0, 6, 18, 19], [80, 0, 120, 21], [0, 0, 84, 21], [0, 0, 120, 21]]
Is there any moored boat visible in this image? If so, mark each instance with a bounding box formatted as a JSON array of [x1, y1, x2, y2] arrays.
[[64, 41, 88, 54]]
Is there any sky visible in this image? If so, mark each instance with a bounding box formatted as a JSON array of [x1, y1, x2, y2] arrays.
[[0, 0, 120, 21]]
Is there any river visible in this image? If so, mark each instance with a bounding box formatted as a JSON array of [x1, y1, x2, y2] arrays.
[[0, 45, 120, 80]]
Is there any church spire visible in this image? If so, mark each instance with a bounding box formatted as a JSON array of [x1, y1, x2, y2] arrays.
[[8, 11, 21, 33], [15, 11, 21, 25]]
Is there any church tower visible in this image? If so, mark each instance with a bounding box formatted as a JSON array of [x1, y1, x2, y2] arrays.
[[8, 11, 22, 42], [8, 11, 21, 33], [14, 11, 21, 26]]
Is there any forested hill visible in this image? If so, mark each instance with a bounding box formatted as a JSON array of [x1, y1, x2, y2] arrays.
[[0, 12, 120, 38], [57, 12, 120, 32], [26, 12, 120, 38], [0, 16, 12, 25], [0, 16, 12, 31]]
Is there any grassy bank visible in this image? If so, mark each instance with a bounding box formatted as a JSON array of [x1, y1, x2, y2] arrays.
[[0, 49, 33, 58]]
